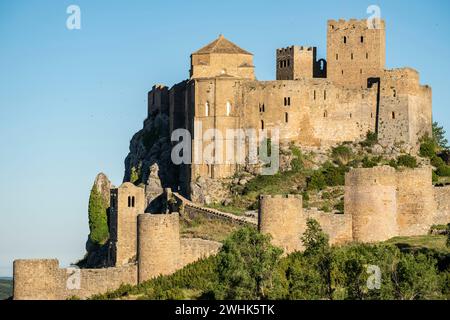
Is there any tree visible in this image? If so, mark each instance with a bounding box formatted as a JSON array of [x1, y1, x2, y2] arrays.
[[214, 227, 283, 300], [301, 219, 334, 299], [88, 186, 109, 245], [432, 121, 449, 150]]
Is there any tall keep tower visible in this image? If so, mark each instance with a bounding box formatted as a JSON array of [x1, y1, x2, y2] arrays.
[[327, 19, 385, 88], [109, 182, 145, 266]]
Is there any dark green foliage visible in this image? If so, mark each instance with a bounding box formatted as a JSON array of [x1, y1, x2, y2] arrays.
[[360, 131, 378, 148], [88, 187, 109, 245], [331, 145, 353, 165], [308, 170, 326, 190], [301, 219, 329, 255], [419, 136, 437, 159], [436, 164, 450, 177], [290, 145, 304, 172], [432, 121, 449, 150], [307, 162, 347, 191], [362, 156, 383, 168], [214, 227, 283, 300], [396, 155, 417, 168], [431, 155, 445, 168]]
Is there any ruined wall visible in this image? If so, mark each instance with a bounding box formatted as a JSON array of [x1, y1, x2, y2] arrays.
[[259, 195, 303, 254], [180, 238, 222, 266], [13, 259, 137, 300], [109, 183, 145, 267], [434, 186, 450, 225], [148, 84, 169, 116], [137, 213, 180, 283], [345, 166, 398, 242]]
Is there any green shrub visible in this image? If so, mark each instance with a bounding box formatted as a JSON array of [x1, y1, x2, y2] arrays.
[[322, 162, 347, 186], [436, 164, 450, 177], [360, 131, 378, 148], [331, 145, 353, 165], [396, 155, 417, 168], [334, 200, 344, 213], [420, 138, 437, 159], [362, 156, 380, 168], [431, 155, 445, 168], [308, 171, 326, 190], [432, 171, 439, 183]]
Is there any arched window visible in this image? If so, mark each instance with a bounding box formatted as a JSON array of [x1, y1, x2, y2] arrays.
[[205, 102, 209, 117], [226, 101, 231, 116]]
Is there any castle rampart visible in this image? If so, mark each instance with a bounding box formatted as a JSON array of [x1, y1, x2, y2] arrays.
[[138, 213, 181, 282]]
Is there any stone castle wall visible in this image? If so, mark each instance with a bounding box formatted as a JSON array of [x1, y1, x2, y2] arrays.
[[180, 238, 222, 266], [433, 186, 450, 226], [259, 195, 353, 254], [137, 213, 181, 283], [13, 259, 138, 300]]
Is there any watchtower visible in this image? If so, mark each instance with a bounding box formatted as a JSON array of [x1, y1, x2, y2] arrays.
[[327, 19, 385, 88], [109, 182, 145, 266]]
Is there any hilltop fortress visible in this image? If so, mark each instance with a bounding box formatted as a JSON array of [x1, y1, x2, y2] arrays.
[[12, 18, 449, 300], [146, 18, 431, 194]]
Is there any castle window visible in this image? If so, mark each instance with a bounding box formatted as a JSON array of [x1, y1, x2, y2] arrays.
[[131, 196, 135, 208], [324, 90, 327, 100], [341, 70, 344, 75], [360, 69, 363, 74], [343, 36, 347, 44], [392, 112, 396, 119], [314, 90, 316, 100], [127, 196, 131, 208], [349, 113, 352, 119], [351, 53, 354, 60], [336, 53, 339, 60], [287, 59, 290, 67], [279, 60, 283, 68], [205, 102, 209, 117], [393, 89, 397, 98], [261, 120, 264, 130], [324, 110, 328, 118], [361, 36, 364, 43], [371, 112, 373, 118], [366, 52, 369, 59], [226, 101, 231, 116], [285, 112, 289, 123]]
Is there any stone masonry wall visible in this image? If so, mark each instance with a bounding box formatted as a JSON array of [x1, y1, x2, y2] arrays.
[[180, 238, 222, 267], [433, 186, 450, 226], [13, 259, 137, 300]]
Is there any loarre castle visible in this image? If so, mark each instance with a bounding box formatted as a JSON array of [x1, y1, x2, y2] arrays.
[[12, 18, 450, 299]]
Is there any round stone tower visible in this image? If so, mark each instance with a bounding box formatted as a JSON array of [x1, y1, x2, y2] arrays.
[[345, 166, 398, 242], [258, 195, 304, 254], [137, 213, 181, 283]]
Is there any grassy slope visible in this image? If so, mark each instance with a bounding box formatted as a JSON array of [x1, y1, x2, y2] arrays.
[[385, 235, 449, 254], [0, 278, 13, 300]]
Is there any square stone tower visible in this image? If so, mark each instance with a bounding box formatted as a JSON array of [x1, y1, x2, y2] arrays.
[[327, 19, 385, 88], [109, 182, 145, 266], [276, 46, 326, 80]]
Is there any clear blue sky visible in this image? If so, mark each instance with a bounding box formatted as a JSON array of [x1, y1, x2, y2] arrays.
[[1, 0, 449, 277]]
